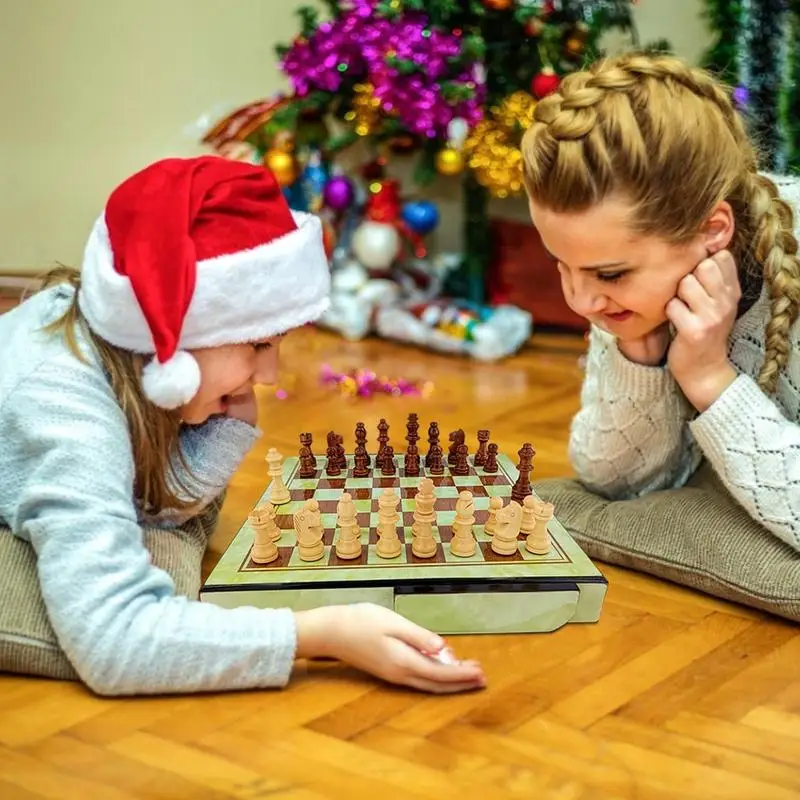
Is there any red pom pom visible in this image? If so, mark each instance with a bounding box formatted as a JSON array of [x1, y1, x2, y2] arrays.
[[531, 67, 560, 99]]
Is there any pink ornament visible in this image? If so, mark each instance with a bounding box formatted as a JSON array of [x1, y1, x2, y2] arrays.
[[324, 176, 355, 211]]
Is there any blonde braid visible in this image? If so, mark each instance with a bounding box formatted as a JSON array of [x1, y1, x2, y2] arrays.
[[746, 174, 800, 393], [522, 52, 800, 395]]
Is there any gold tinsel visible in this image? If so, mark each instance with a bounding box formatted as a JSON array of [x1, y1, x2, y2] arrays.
[[463, 91, 536, 198], [345, 82, 382, 136]]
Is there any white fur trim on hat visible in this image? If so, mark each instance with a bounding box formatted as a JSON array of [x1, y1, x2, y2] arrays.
[[141, 350, 202, 409], [77, 210, 331, 357]]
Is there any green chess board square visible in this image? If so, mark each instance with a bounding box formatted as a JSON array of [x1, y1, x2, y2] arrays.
[[435, 486, 460, 499], [437, 510, 456, 526], [288, 546, 330, 567], [293, 479, 320, 491], [472, 496, 491, 511], [314, 489, 342, 501], [486, 483, 513, 497], [453, 475, 481, 487], [346, 478, 373, 489], [399, 476, 420, 487], [442, 541, 485, 564], [353, 498, 372, 514], [321, 513, 338, 530], [401, 497, 416, 512]]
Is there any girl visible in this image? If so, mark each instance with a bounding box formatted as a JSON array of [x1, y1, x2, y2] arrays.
[[0, 156, 485, 695], [521, 53, 799, 598]]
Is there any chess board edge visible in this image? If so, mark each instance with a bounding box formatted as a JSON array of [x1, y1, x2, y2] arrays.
[[201, 452, 608, 635]]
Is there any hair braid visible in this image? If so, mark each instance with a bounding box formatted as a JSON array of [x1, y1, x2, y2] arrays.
[[522, 51, 800, 395]]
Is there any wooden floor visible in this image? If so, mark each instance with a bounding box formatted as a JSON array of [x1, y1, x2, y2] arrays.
[[2, 326, 799, 799]]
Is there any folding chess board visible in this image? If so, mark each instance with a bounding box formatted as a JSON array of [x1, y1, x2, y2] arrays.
[[202, 434, 608, 635]]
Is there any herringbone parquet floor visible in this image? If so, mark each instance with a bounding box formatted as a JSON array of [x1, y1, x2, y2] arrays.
[[1, 326, 799, 799]]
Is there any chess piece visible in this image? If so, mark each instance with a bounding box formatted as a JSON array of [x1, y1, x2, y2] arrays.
[[376, 418, 389, 468], [521, 495, 538, 539], [335, 492, 362, 559], [526, 501, 554, 555], [265, 448, 290, 504], [450, 491, 476, 557], [483, 443, 499, 473], [325, 432, 341, 476], [355, 422, 370, 467], [411, 478, 437, 558], [336, 433, 347, 469], [353, 445, 370, 477], [376, 489, 402, 558], [294, 499, 325, 561], [406, 413, 420, 449], [448, 429, 465, 465], [491, 500, 522, 556], [425, 421, 440, 467], [250, 503, 280, 563], [484, 495, 503, 536], [298, 433, 316, 478], [404, 443, 421, 476], [452, 443, 470, 476], [381, 445, 397, 476], [428, 443, 444, 474], [511, 443, 535, 504], [474, 430, 490, 466]]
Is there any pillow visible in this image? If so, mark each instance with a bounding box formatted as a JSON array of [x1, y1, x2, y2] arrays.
[[0, 495, 224, 682], [534, 461, 800, 622]]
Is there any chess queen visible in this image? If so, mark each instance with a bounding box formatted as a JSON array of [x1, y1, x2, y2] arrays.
[[0, 156, 486, 697]]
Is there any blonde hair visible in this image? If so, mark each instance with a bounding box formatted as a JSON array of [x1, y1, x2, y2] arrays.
[[521, 53, 800, 394], [37, 267, 202, 516]]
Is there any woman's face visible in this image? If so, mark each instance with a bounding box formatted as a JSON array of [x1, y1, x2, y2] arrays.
[[179, 336, 282, 425], [528, 196, 712, 341]]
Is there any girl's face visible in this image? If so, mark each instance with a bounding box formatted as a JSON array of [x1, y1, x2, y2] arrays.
[[528, 196, 711, 341], [179, 336, 282, 425]]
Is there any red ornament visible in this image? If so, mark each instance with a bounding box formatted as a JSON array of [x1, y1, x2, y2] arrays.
[[531, 67, 560, 99]]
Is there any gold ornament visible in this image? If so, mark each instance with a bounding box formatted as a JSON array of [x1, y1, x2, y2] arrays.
[[436, 147, 466, 176], [492, 91, 537, 132], [482, 0, 513, 8], [263, 148, 297, 186], [463, 120, 524, 199], [344, 82, 382, 136]]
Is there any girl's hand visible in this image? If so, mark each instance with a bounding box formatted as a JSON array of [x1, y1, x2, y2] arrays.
[[224, 388, 259, 426], [666, 251, 740, 412], [617, 322, 672, 366], [295, 603, 486, 694]]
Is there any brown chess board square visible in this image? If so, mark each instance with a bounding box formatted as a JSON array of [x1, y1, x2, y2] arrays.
[[316, 500, 339, 514], [479, 541, 523, 562], [429, 475, 455, 487], [317, 478, 347, 490], [244, 546, 294, 569], [406, 542, 446, 564], [275, 514, 294, 531], [328, 547, 368, 567], [290, 488, 316, 502], [437, 525, 453, 543]]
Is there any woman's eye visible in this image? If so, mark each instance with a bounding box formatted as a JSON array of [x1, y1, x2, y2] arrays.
[[596, 272, 625, 283]]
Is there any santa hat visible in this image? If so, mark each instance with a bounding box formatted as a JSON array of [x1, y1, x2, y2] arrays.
[[78, 156, 330, 409]]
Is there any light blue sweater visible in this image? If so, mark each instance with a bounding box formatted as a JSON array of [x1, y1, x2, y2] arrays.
[[0, 284, 298, 695]]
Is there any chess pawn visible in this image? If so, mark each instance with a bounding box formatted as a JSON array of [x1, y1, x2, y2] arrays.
[[526, 501, 554, 555], [452, 443, 469, 476], [491, 500, 522, 556], [520, 495, 539, 539], [411, 478, 437, 558], [484, 495, 503, 536], [376, 489, 402, 559], [265, 448, 290, 504], [353, 446, 369, 477], [250, 504, 280, 563], [404, 443, 421, 476], [298, 444, 316, 478], [483, 443, 499, 473], [335, 492, 362, 559], [381, 445, 397, 476], [450, 491, 476, 557], [294, 499, 325, 561], [428, 443, 444, 475]]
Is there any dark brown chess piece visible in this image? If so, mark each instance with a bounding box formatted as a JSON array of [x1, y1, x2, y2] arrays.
[[474, 429, 490, 466], [406, 413, 420, 448], [355, 422, 370, 467], [425, 421, 439, 467], [300, 432, 314, 461], [353, 447, 369, 477], [427, 443, 444, 474], [376, 418, 389, 468], [298, 444, 316, 478], [511, 443, 535, 503], [452, 443, 470, 475], [404, 443, 420, 476], [448, 429, 465, 465], [336, 433, 347, 469], [325, 442, 341, 476], [484, 443, 499, 473], [381, 445, 396, 476]]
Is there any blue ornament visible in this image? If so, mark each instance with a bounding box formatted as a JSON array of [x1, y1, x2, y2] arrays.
[[401, 200, 440, 236]]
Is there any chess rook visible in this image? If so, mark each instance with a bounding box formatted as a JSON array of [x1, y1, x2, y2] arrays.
[[526, 500, 554, 555], [250, 503, 280, 564]]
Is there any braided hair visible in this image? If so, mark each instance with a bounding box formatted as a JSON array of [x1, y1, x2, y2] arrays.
[[521, 53, 800, 394]]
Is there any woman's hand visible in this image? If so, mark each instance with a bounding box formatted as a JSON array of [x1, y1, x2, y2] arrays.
[[295, 603, 486, 694], [666, 250, 740, 412]]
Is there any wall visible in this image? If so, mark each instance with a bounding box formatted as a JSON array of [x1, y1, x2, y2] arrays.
[[0, 0, 712, 273]]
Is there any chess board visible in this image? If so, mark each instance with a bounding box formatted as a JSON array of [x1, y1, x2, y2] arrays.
[[201, 451, 608, 634]]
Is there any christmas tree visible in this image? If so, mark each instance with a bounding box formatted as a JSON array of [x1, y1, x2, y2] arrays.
[[205, 0, 651, 303], [702, 0, 800, 174]]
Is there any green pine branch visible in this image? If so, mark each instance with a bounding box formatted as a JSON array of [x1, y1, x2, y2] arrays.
[[296, 5, 320, 38], [700, 0, 743, 86]]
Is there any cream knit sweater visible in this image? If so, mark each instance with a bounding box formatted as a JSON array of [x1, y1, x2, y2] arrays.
[[569, 174, 800, 552]]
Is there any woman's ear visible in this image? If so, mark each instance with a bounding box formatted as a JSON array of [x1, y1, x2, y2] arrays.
[[702, 200, 735, 255]]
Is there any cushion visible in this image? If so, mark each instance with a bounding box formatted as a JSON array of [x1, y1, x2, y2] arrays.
[[0, 495, 224, 681], [534, 461, 800, 622]]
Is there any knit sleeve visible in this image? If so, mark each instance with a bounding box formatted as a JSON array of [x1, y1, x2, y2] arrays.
[[689, 374, 800, 551], [142, 416, 260, 528], [0, 355, 298, 696], [568, 326, 700, 498]]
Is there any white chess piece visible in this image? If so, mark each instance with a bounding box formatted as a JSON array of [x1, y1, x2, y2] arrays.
[[265, 448, 290, 504]]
